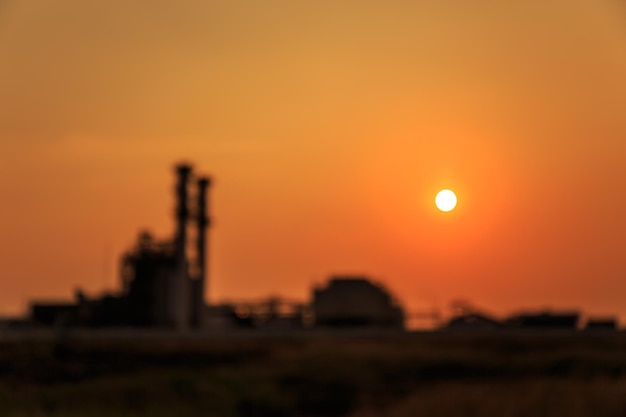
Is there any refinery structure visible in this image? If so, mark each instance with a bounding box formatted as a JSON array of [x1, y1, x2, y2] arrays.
[[28, 163, 407, 331], [31, 164, 214, 330]]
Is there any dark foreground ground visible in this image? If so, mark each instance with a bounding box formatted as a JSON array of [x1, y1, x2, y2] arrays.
[[1, 329, 626, 417]]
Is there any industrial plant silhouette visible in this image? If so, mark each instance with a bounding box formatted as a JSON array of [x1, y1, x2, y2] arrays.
[[31, 164, 211, 329], [27, 163, 406, 331], [20, 163, 620, 332]]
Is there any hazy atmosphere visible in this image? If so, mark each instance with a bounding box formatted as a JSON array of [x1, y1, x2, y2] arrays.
[[2, 1, 626, 321]]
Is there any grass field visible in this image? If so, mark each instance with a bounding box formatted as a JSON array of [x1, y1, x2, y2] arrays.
[[1, 330, 626, 416]]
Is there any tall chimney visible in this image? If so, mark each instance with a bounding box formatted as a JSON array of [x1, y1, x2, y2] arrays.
[[194, 177, 211, 327], [173, 163, 192, 330]]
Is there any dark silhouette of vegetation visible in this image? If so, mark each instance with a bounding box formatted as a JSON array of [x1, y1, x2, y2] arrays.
[[2, 332, 626, 416]]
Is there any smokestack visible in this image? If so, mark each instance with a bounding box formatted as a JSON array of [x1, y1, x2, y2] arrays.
[[194, 177, 211, 327], [173, 163, 192, 330]]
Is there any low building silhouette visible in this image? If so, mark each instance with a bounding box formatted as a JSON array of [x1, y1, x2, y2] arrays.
[[584, 317, 618, 331], [505, 311, 580, 330], [31, 301, 80, 327], [313, 276, 404, 328], [208, 298, 309, 330], [446, 312, 501, 330]]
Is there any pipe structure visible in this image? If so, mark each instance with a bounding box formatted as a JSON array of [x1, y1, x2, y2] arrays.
[[194, 177, 211, 327], [173, 163, 192, 330]]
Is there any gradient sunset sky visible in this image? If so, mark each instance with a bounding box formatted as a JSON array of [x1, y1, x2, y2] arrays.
[[2, 1, 626, 322]]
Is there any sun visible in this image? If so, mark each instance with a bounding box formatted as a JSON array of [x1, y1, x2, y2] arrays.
[[435, 189, 457, 212]]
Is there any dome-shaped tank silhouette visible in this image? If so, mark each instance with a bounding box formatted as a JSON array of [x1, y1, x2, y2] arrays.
[[313, 276, 404, 328]]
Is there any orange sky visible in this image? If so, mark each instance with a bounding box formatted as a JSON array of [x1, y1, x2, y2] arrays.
[[2, 1, 626, 323]]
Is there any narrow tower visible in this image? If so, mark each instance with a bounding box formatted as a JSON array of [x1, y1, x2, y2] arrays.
[[172, 163, 192, 330], [193, 177, 211, 327]]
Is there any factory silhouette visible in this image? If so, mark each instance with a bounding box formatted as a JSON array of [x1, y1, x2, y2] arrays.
[[32, 164, 211, 329], [29, 163, 406, 331], [24, 163, 619, 332]]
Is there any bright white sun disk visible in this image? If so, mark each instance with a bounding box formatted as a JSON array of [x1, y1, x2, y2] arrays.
[[435, 189, 457, 212]]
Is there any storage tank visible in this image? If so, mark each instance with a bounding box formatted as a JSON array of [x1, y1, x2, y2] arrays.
[[313, 276, 404, 328]]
